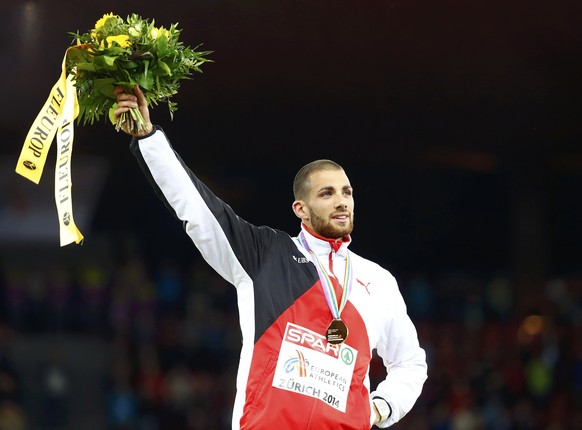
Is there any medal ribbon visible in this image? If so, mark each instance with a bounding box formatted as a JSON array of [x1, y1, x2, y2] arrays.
[[298, 231, 353, 320]]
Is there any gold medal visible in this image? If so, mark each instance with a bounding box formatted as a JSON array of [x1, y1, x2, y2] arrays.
[[326, 319, 349, 344]]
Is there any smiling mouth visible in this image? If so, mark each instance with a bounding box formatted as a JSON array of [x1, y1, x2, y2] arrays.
[[332, 214, 350, 222]]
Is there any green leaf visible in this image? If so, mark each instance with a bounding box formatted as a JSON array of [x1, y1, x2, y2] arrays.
[[75, 62, 97, 72], [106, 46, 127, 56], [108, 103, 118, 125], [156, 34, 169, 53], [93, 78, 116, 98], [157, 60, 172, 76], [66, 47, 90, 65], [137, 72, 154, 90], [120, 60, 139, 70], [93, 55, 117, 71]]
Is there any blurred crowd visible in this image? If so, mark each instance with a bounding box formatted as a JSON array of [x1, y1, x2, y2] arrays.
[[390, 273, 582, 429], [0, 250, 581, 429]]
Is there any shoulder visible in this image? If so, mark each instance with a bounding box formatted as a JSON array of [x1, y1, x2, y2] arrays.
[[349, 251, 404, 308], [254, 226, 298, 248], [350, 251, 395, 283]]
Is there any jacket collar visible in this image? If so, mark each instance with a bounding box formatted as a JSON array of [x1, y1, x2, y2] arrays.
[[300, 223, 351, 257]]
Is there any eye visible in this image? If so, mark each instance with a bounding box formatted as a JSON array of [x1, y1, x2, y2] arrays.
[[343, 189, 353, 197]]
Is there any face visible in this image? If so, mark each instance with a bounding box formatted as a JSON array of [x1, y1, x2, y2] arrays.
[[295, 169, 355, 239]]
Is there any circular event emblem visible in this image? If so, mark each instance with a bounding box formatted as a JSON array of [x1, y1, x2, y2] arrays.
[[63, 212, 71, 226], [341, 347, 355, 365], [326, 319, 349, 345], [23, 160, 37, 170]]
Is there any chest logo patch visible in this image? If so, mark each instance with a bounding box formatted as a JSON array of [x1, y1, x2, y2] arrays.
[[272, 322, 358, 412]]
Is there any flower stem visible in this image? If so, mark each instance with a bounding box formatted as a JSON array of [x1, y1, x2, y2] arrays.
[[115, 106, 146, 135]]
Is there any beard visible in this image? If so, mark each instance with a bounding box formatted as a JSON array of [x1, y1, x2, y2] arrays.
[[309, 208, 354, 239]]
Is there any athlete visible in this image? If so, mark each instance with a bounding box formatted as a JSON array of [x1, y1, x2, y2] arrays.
[[114, 86, 427, 429]]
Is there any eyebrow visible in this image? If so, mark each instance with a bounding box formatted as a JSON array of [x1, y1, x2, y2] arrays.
[[316, 185, 353, 193]]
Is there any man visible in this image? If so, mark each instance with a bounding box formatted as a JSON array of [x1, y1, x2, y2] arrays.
[[114, 86, 427, 429]]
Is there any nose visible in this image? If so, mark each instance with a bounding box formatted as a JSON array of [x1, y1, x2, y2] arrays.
[[335, 199, 348, 210]]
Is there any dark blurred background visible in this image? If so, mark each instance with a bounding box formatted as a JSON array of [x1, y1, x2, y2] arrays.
[[0, 0, 581, 429]]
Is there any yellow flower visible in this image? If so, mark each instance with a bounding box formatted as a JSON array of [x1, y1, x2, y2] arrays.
[[94, 13, 115, 30], [106, 34, 131, 48], [150, 26, 170, 40]]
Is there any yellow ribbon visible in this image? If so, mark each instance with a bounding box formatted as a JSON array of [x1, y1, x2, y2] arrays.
[[15, 48, 84, 246]]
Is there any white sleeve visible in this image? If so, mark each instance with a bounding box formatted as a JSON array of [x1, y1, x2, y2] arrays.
[[130, 128, 274, 287], [371, 277, 428, 428]]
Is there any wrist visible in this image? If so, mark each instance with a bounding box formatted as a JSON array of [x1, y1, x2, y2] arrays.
[[136, 123, 156, 139], [372, 397, 392, 424], [373, 402, 381, 425], [136, 121, 153, 137]]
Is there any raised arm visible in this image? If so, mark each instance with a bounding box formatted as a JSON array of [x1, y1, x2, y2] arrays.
[[114, 87, 276, 286]]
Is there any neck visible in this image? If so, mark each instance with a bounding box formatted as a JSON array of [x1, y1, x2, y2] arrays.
[[302, 224, 349, 252]]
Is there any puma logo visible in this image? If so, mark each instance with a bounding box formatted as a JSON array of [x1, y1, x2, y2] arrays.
[[357, 278, 371, 294]]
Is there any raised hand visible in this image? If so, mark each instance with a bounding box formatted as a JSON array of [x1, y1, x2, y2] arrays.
[[113, 86, 153, 137]]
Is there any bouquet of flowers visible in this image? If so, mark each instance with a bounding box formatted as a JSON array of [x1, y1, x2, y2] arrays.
[[15, 13, 211, 246], [67, 13, 211, 134]]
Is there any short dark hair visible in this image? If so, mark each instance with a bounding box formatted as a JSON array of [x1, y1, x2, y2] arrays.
[[293, 159, 344, 200]]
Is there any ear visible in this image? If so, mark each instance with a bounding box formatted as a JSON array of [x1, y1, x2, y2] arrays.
[[292, 200, 308, 220]]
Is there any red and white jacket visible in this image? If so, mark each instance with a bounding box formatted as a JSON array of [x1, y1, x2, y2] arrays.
[[131, 128, 427, 429]]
